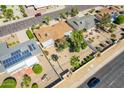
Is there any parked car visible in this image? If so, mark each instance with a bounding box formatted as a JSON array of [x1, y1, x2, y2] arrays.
[[87, 77, 100, 88], [35, 13, 41, 17]]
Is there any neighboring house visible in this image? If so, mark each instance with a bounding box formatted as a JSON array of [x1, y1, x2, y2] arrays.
[[34, 21, 73, 48], [67, 15, 96, 31], [0, 40, 41, 73], [95, 7, 118, 21]]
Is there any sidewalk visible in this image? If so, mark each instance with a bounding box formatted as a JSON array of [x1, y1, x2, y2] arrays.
[[54, 40, 124, 88]]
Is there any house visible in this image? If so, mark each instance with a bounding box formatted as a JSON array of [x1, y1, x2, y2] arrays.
[[67, 15, 96, 31], [34, 21, 73, 48], [0, 40, 41, 73], [95, 7, 118, 21]]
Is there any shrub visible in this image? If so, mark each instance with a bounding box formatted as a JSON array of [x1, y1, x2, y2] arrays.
[[26, 29, 34, 39], [81, 42, 87, 49], [32, 64, 43, 75], [84, 55, 94, 62], [31, 83, 38, 88], [22, 74, 31, 88], [0, 77, 17, 88], [114, 14, 124, 24]]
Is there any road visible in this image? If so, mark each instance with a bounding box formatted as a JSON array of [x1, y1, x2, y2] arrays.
[[78, 51, 124, 88], [0, 5, 99, 37]]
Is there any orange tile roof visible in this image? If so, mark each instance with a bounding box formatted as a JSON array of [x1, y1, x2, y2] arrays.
[[34, 21, 73, 43]]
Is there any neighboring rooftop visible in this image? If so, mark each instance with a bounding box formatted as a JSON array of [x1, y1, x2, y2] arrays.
[[95, 6, 118, 20], [34, 21, 73, 43], [0, 40, 41, 73], [67, 15, 96, 30]]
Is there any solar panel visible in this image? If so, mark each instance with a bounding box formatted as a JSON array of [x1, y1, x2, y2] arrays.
[[31, 44, 36, 50], [3, 49, 32, 68], [28, 45, 33, 51]]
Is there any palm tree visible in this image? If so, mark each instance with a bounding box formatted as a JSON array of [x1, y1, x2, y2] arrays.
[[51, 54, 64, 72]]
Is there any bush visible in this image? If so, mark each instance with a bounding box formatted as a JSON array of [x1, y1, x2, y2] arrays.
[[81, 42, 87, 49], [0, 77, 17, 88], [43, 50, 49, 56], [26, 29, 34, 39], [22, 74, 31, 88], [32, 64, 43, 74], [114, 14, 124, 24], [31, 83, 38, 88], [84, 55, 94, 62], [19, 5, 28, 17]]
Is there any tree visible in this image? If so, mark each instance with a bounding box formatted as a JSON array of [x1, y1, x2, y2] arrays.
[[114, 14, 124, 24], [0, 5, 7, 12], [70, 30, 84, 52], [55, 37, 69, 51], [81, 42, 87, 49], [4, 9, 14, 20], [51, 54, 64, 72], [71, 7, 79, 17], [60, 12, 67, 19], [70, 56, 81, 69], [65, 11, 70, 17], [0, 77, 17, 88], [43, 16, 51, 25], [32, 64, 43, 75]]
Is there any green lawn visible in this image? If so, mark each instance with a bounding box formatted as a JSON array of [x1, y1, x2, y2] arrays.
[[0, 77, 17, 88], [32, 64, 43, 75], [26, 30, 34, 39]]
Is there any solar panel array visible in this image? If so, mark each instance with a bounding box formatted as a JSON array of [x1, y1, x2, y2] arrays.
[[28, 44, 36, 51], [2, 48, 33, 69]]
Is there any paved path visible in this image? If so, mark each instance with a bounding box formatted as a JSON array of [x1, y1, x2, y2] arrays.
[[0, 5, 99, 37], [54, 40, 124, 88]]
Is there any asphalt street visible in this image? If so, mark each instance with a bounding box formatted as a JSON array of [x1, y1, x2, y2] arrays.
[[78, 51, 124, 88], [0, 5, 99, 37]]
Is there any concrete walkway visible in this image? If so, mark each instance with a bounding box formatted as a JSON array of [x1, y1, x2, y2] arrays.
[[54, 40, 124, 88]]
